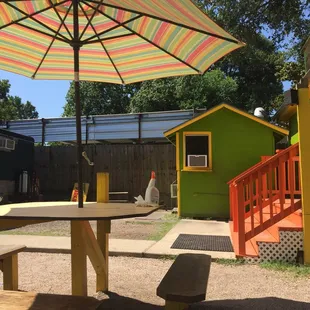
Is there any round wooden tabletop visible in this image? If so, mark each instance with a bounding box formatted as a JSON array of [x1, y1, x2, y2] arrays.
[[0, 202, 159, 220]]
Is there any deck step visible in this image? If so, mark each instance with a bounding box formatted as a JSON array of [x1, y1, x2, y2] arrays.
[[230, 199, 303, 258]]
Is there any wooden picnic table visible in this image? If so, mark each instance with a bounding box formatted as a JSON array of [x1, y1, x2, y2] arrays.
[[0, 201, 158, 296]]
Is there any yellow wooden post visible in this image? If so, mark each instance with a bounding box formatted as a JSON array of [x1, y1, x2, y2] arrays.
[[297, 78, 310, 264], [71, 221, 87, 296], [96, 172, 110, 292], [165, 301, 188, 310], [3, 254, 18, 290], [97, 173, 109, 203], [176, 133, 181, 216]]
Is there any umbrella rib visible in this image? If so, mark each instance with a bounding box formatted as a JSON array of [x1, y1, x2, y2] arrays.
[[86, 0, 241, 45], [84, 2, 201, 74], [32, 2, 73, 79], [48, 0, 73, 40], [0, 0, 68, 32], [79, 2, 124, 84], [5, 1, 71, 43], [81, 15, 142, 44], [78, 0, 103, 40]]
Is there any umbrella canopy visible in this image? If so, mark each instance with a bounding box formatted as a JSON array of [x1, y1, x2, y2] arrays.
[[0, 0, 244, 207]]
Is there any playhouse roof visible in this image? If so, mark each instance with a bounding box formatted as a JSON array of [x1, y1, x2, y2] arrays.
[[164, 103, 289, 137]]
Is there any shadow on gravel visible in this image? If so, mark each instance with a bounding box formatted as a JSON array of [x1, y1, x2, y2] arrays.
[[96, 294, 310, 310], [96, 292, 163, 310], [191, 297, 310, 310]]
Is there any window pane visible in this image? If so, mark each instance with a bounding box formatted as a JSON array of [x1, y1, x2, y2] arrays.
[[185, 135, 209, 166]]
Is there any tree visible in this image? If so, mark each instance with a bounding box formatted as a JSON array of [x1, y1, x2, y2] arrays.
[[215, 35, 285, 113], [63, 81, 141, 116], [195, 0, 309, 83], [130, 70, 238, 112], [0, 80, 38, 120]]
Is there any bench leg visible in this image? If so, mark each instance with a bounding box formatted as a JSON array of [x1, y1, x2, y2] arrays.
[[3, 254, 18, 290], [165, 301, 188, 310]]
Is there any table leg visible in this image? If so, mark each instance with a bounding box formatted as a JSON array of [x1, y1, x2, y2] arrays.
[[3, 254, 18, 290], [97, 220, 111, 292], [71, 221, 87, 296]]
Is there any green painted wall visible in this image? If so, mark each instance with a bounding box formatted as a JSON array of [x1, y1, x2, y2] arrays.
[[178, 108, 276, 218], [289, 113, 299, 145]]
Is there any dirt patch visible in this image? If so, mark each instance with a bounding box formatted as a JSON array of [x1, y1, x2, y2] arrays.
[[1, 253, 309, 309]]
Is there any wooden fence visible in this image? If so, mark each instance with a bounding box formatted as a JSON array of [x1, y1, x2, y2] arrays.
[[34, 144, 177, 208]]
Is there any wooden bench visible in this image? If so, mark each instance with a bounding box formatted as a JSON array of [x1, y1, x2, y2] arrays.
[[0, 245, 26, 291], [157, 253, 211, 310], [109, 191, 129, 203], [0, 290, 101, 310]]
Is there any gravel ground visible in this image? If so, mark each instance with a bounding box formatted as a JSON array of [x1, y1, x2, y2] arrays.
[[0, 219, 159, 239], [1, 253, 309, 309]]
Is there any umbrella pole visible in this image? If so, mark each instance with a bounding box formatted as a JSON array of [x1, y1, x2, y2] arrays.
[[74, 63, 83, 209], [73, 0, 83, 208]]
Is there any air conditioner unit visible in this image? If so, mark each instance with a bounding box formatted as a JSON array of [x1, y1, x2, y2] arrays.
[[0, 138, 15, 151], [188, 155, 208, 167], [170, 183, 177, 198]]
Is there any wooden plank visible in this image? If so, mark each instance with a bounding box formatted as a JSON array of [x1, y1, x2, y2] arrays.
[[0, 290, 100, 310], [79, 221, 108, 292], [97, 220, 110, 292], [157, 254, 211, 304], [3, 254, 18, 290], [0, 245, 26, 259], [71, 221, 87, 296], [96, 173, 110, 292], [0, 202, 159, 220]]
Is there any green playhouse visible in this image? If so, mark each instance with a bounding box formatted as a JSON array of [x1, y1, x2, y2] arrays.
[[164, 104, 288, 218]]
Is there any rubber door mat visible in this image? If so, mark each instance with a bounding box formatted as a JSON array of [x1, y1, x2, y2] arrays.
[[171, 234, 234, 252]]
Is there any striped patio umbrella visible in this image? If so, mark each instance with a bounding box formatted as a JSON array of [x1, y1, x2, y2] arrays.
[[0, 0, 244, 207]]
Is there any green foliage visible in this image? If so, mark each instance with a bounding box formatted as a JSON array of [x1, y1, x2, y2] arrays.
[[0, 80, 38, 120], [260, 261, 310, 277], [195, 0, 309, 82], [63, 81, 141, 116], [130, 70, 238, 112], [218, 35, 284, 113], [193, 0, 309, 112]]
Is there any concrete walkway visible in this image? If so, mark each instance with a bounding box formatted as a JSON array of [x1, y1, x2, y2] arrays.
[[145, 219, 235, 259], [0, 235, 156, 257], [0, 219, 235, 259]]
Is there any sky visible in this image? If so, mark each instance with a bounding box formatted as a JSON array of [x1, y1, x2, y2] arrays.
[[0, 71, 70, 118], [0, 70, 292, 119]]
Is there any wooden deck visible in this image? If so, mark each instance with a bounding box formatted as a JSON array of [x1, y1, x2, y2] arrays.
[[230, 201, 303, 257], [0, 291, 101, 310]]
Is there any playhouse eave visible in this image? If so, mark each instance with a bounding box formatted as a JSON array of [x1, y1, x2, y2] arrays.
[[164, 103, 289, 138]]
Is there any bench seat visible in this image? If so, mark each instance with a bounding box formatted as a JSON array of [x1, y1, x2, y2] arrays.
[[0, 245, 26, 291], [157, 253, 211, 310]]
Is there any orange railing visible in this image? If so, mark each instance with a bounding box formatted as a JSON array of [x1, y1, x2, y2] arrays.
[[228, 143, 301, 255]]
